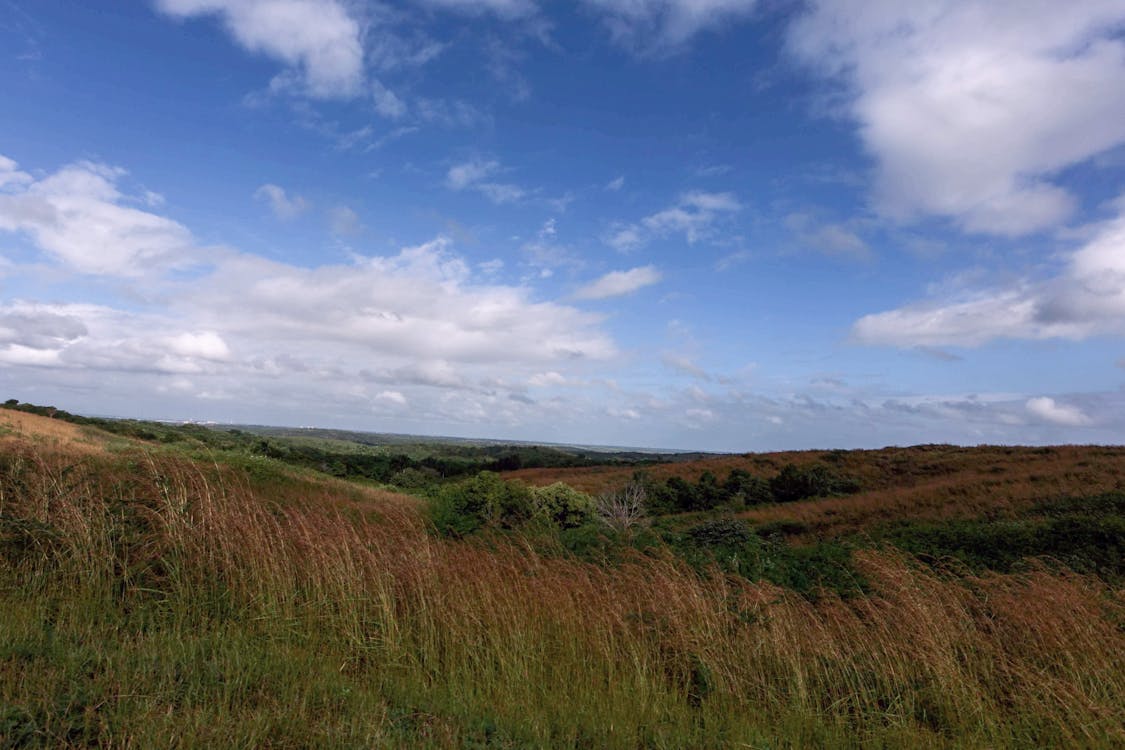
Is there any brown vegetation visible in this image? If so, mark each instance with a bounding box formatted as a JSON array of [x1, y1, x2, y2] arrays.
[[507, 444, 1125, 535], [0, 408, 107, 454], [2, 433, 1123, 746]]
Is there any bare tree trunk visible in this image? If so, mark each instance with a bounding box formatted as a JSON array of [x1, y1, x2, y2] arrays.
[[595, 482, 647, 537]]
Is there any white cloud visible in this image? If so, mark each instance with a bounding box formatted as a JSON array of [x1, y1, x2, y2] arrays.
[[445, 158, 527, 204], [604, 223, 645, 253], [165, 331, 232, 361], [522, 219, 582, 273], [446, 159, 498, 190], [371, 79, 407, 119], [605, 175, 625, 191], [155, 0, 365, 98], [679, 191, 739, 212], [643, 191, 740, 242], [586, 0, 758, 52], [788, 0, 1125, 236], [0, 155, 622, 420], [477, 183, 527, 204], [1026, 396, 1092, 427], [529, 371, 567, 387], [255, 183, 309, 220], [785, 212, 870, 260], [853, 197, 1125, 347], [575, 265, 662, 300], [0, 157, 200, 276], [375, 390, 408, 406], [0, 156, 32, 190], [609, 190, 740, 249], [607, 406, 641, 420]]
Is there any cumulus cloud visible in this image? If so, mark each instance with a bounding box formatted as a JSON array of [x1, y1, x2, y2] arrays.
[[1026, 396, 1092, 427], [853, 197, 1125, 347], [586, 0, 758, 52], [788, 0, 1125, 235], [165, 331, 232, 361], [255, 183, 309, 220], [155, 0, 365, 98], [0, 154, 627, 431], [0, 156, 200, 276], [575, 265, 662, 300], [0, 156, 32, 190]]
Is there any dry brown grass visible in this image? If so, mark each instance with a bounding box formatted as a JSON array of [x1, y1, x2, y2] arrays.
[[3, 435, 1124, 746], [0, 408, 108, 454], [506, 444, 1125, 535]]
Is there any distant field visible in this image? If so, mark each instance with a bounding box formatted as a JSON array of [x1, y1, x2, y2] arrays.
[[505, 443, 1125, 532]]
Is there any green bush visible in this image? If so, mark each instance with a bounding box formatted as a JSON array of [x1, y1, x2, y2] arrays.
[[724, 469, 773, 506], [883, 514, 1125, 580], [673, 518, 763, 578], [769, 463, 860, 503], [529, 482, 594, 529], [429, 472, 534, 537]]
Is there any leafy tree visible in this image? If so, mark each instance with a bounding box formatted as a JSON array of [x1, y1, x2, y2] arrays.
[[530, 482, 594, 529], [430, 472, 534, 537], [695, 471, 726, 510], [769, 463, 859, 503], [724, 469, 772, 506], [666, 476, 699, 512]]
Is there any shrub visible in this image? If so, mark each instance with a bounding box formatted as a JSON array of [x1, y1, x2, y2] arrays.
[[769, 463, 860, 503], [665, 476, 699, 512], [390, 466, 441, 490], [674, 518, 763, 578], [724, 469, 772, 506], [529, 482, 594, 529], [429, 472, 534, 537]]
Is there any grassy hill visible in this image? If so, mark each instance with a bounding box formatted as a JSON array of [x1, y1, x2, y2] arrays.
[[1, 406, 1123, 747]]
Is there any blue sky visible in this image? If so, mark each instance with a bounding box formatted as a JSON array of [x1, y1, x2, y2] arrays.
[[2, 0, 1125, 450]]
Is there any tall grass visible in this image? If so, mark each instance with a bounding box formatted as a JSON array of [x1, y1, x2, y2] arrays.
[[2, 441, 1123, 748]]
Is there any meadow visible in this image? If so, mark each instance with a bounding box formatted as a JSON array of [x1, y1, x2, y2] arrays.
[[1, 407, 1123, 748]]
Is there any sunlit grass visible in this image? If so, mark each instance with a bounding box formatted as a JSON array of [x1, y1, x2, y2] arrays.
[[2, 436, 1123, 748]]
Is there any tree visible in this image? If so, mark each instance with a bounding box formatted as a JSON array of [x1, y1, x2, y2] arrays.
[[725, 469, 772, 505], [595, 482, 648, 537], [530, 482, 594, 529], [430, 472, 534, 537]]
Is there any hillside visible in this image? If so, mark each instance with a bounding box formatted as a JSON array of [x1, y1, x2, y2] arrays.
[[1, 407, 1123, 747], [505, 443, 1125, 534]]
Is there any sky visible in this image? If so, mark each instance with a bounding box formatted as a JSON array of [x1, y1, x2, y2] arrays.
[[1, 1, 1125, 451]]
